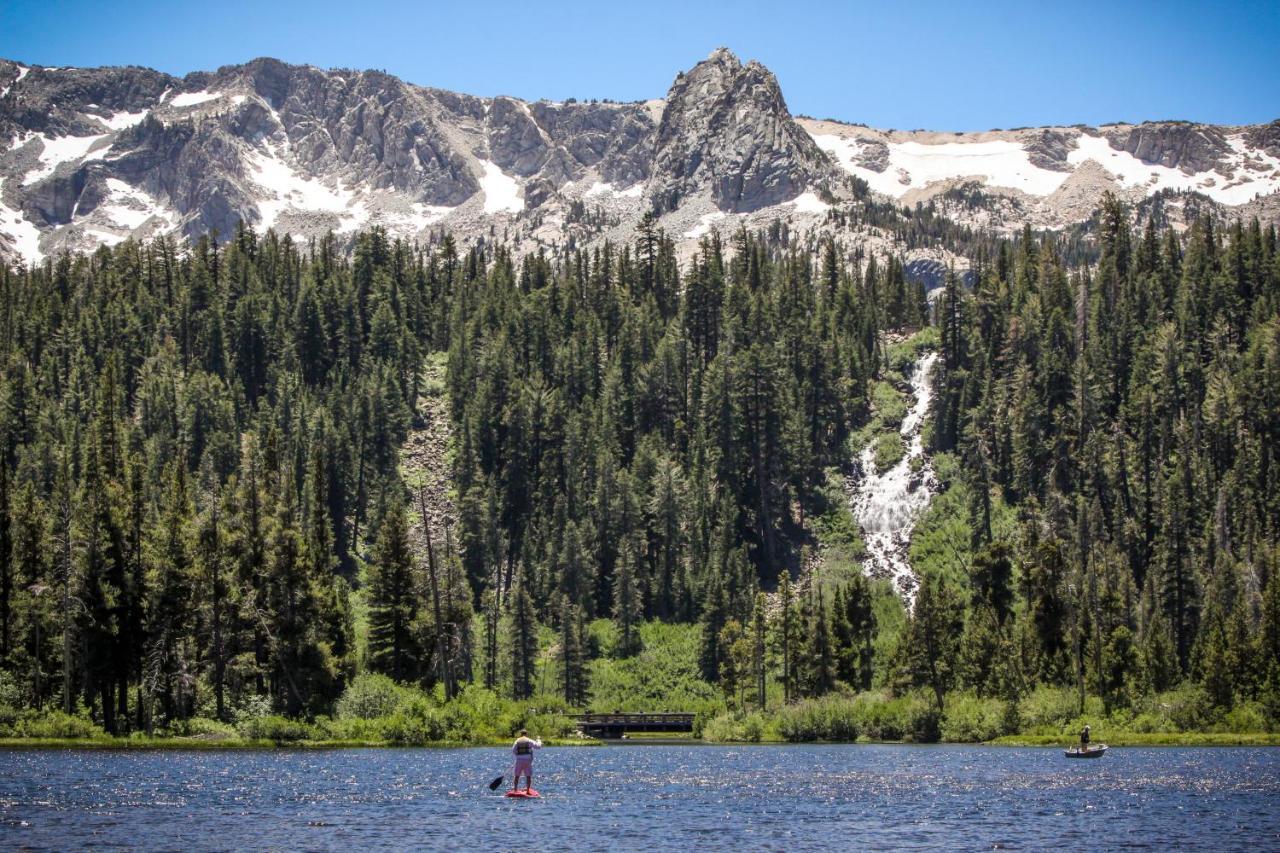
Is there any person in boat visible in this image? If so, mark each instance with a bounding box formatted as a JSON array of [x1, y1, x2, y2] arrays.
[[1079, 724, 1091, 749], [511, 729, 543, 792]]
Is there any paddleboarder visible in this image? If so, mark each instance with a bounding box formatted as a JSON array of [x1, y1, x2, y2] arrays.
[[511, 729, 542, 793]]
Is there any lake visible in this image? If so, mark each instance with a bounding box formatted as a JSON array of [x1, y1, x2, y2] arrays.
[[1, 745, 1277, 850]]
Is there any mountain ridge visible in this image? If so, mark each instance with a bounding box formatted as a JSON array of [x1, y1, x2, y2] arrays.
[[1, 49, 1278, 265]]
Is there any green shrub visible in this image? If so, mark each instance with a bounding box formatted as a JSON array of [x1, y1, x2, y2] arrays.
[[885, 327, 940, 375], [1126, 711, 1171, 733], [778, 695, 862, 742], [16, 710, 106, 739], [1152, 684, 1216, 731], [812, 470, 865, 554], [941, 693, 1010, 742], [438, 685, 505, 742], [702, 711, 774, 743], [231, 693, 274, 725], [315, 715, 387, 742], [520, 710, 576, 740], [902, 692, 941, 742], [237, 715, 316, 742], [773, 692, 942, 743], [849, 693, 906, 740], [701, 712, 742, 743], [871, 381, 908, 430], [1211, 702, 1266, 734], [587, 619, 625, 657], [588, 622, 721, 713], [380, 698, 447, 744], [169, 717, 238, 738], [0, 671, 23, 732], [336, 673, 414, 720], [1016, 686, 1080, 732], [740, 712, 770, 743], [873, 432, 906, 473]]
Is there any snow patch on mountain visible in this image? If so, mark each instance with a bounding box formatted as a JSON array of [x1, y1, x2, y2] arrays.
[[814, 133, 1070, 198], [477, 160, 523, 214], [1068, 133, 1280, 205], [585, 181, 645, 199], [791, 190, 830, 214], [812, 125, 1280, 208], [248, 144, 357, 230], [99, 178, 174, 230], [170, 90, 222, 108], [21, 133, 109, 185], [102, 110, 148, 131], [0, 178, 43, 262], [684, 210, 725, 239]]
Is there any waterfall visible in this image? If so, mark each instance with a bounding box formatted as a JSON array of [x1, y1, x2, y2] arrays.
[[851, 351, 940, 605]]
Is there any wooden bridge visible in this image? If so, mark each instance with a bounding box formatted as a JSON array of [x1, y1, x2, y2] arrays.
[[574, 712, 695, 739]]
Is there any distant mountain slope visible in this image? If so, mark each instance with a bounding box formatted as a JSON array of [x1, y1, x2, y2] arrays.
[[0, 51, 1277, 264], [801, 117, 1280, 230]]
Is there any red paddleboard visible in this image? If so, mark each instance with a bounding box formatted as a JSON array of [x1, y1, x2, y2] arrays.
[[505, 789, 540, 798]]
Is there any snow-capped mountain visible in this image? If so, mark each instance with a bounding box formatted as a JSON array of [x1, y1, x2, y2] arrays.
[[802, 118, 1280, 230], [1, 48, 1277, 265]]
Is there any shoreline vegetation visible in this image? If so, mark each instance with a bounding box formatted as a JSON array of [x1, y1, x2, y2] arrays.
[[2, 209, 1279, 763], [3, 670, 1275, 750], [2, 733, 1277, 749]]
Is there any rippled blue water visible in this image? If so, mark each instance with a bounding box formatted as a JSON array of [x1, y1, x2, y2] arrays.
[[1, 745, 1277, 850]]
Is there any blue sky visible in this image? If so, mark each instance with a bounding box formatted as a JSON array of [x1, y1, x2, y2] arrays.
[[1, 0, 1276, 130]]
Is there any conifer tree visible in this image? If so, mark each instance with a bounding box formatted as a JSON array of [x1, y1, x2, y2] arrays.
[[560, 596, 588, 707], [613, 535, 644, 657], [510, 564, 538, 701], [776, 569, 797, 703], [903, 574, 964, 709], [807, 586, 835, 696], [698, 558, 728, 683], [751, 592, 767, 709], [366, 493, 421, 682]]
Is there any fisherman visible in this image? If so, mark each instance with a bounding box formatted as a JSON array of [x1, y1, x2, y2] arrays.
[[1079, 724, 1091, 749], [511, 729, 542, 793]]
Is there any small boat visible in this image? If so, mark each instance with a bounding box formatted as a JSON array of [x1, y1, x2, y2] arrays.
[[1064, 744, 1108, 759]]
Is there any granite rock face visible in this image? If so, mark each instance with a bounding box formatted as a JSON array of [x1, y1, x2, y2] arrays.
[[647, 48, 833, 213], [1024, 129, 1077, 172], [1104, 121, 1232, 175], [1244, 120, 1280, 159], [1, 53, 667, 257]]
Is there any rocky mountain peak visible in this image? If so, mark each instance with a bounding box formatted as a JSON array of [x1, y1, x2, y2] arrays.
[[648, 49, 832, 213], [696, 47, 743, 75]]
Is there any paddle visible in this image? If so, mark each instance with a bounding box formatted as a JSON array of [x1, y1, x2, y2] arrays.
[[488, 774, 505, 791]]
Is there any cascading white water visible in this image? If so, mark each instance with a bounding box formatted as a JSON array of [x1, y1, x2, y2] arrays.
[[851, 351, 940, 604]]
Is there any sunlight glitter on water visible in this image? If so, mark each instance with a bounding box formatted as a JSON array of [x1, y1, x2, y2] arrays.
[[2, 745, 1277, 851]]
